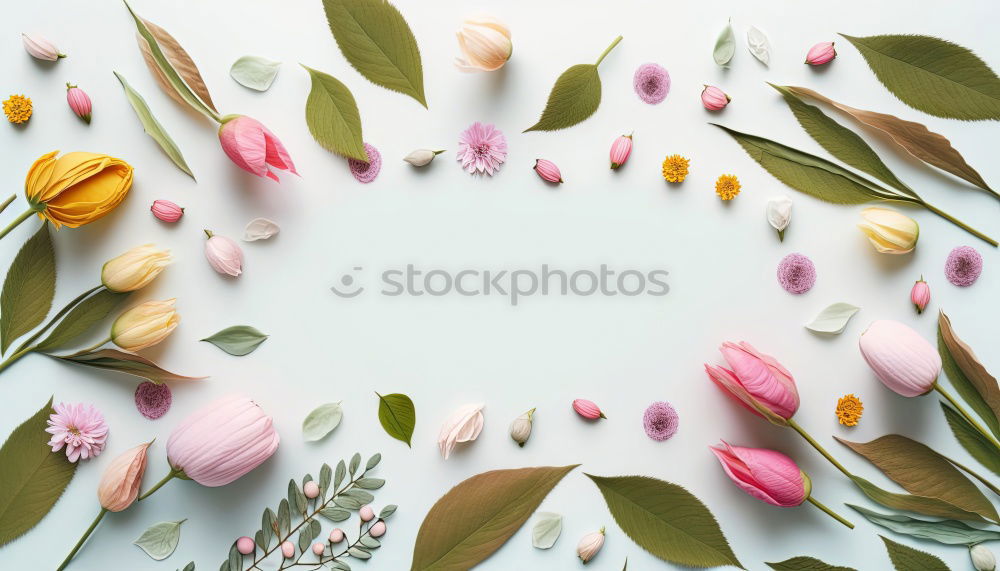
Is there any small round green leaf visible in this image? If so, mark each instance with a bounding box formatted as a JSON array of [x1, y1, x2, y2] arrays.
[[531, 512, 562, 549], [133, 520, 186, 561], [230, 55, 281, 91], [302, 402, 344, 442]]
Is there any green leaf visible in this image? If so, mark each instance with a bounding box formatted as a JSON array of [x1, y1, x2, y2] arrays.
[[586, 474, 743, 569], [334, 460, 346, 489], [288, 479, 306, 515], [320, 507, 351, 522], [348, 547, 371, 560], [200, 325, 268, 356], [349, 452, 361, 476], [34, 289, 128, 353], [766, 557, 856, 571], [359, 536, 380, 549], [355, 477, 384, 490], [181, 562, 195, 571], [379, 504, 397, 519], [261, 508, 276, 548], [848, 474, 987, 522], [879, 535, 950, 571], [277, 499, 291, 536], [940, 402, 1000, 477], [365, 452, 381, 471], [55, 348, 205, 383], [841, 34, 1000, 121], [531, 512, 562, 549], [849, 504, 1000, 546], [939, 311, 1000, 438], [320, 464, 333, 497], [376, 392, 415, 447], [341, 489, 374, 504], [321, 0, 426, 107], [302, 402, 344, 442], [805, 302, 860, 334], [0, 397, 78, 546], [302, 66, 367, 161], [411, 465, 578, 570], [114, 71, 194, 179], [335, 496, 363, 510], [133, 519, 185, 561], [230, 55, 280, 91], [226, 543, 240, 571], [713, 18, 735, 66], [1, 223, 55, 355]]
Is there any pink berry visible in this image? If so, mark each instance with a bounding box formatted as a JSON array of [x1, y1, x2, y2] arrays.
[[303, 481, 320, 499], [359, 505, 375, 522], [280, 541, 295, 559], [369, 521, 387, 538], [312, 542, 325, 556], [329, 528, 344, 543], [236, 536, 255, 555]]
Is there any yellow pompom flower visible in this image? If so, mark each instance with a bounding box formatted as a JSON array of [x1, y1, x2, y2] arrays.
[[661, 154, 690, 183], [836, 394, 864, 427], [715, 174, 741, 200], [3, 94, 33, 124]]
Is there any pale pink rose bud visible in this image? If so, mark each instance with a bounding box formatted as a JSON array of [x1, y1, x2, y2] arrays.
[[311, 542, 325, 556], [151, 200, 184, 223], [438, 403, 485, 459], [97, 441, 152, 512], [218, 115, 297, 182], [609, 133, 633, 170], [369, 521, 387, 538], [22, 33, 65, 61], [280, 541, 295, 559], [711, 441, 810, 507], [236, 536, 255, 555], [572, 399, 606, 420], [805, 42, 837, 66], [859, 320, 941, 397], [204, 230, 244, 277], [533, 159, 563, 183], [576, 527, 605, 563], [329, 528, 344, 543], [359, 505, 375, 522], [701, 85, 731, 111], [65, 83, 92, 124], [911, 277, 930, 314], [303, 481, 320, 499]]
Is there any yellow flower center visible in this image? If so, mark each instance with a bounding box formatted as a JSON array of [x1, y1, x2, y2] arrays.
[[715, 174, 741, 200], [835, 394, 864, 427], [3, 94, 33, 124], [661, 155, 690, 183]]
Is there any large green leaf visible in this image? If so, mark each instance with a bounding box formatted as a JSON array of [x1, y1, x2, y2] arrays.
[[766, 557, 856, 571], [940, 402, 1000, 478], [849, 504, 1000, 546], [376, 392, 415, 447], [114, 72, 194, 179], [0, 397, 78, 546], [321, 0, 426, 107], [34, 289, 127, 353], [841, 34, 1000, 121], [1, 223, 55, 355], [54, 349, 205, 383], [879, 535, 950, 571], [849, 474, 986, 522], [411, 465, 577, 570], [303, 66, 367, 161], [939, 311, 1000, 438], [587, 474, 743, 569]]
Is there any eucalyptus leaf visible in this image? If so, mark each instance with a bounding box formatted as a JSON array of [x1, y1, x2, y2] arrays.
[[298, 528, 310, 553], [134, 520, 186, 561], [939, 311, 1000, 438], [341, 489, 374, 504], [302, 402, 344, 442], [355, 477, 385, 490], [880, 535, 950, 571], [349, 452, 361, 476], [201, 325, 268, 356], [320, 464, 333, 496], [746, 26, 771, 65], [277, 499, 291, 536], [531, 512, 562, 549], [335, 496, 364, 510], [940, 402, 1000, 477], [55, 349, 205, 383], [34, 289, 127, 353], [334, 460, 346, 489], [713, 18, 735, 66], [805, 303, 860, 334], [348, 547, 371, 560], [1, 223, 55, 355], [262, 508, 276, 547], [376, 392, 415, 447], [849, 504, 1000, 546], [359, 536, 380, 549], [288, 479, 306, 515], [226, 544, 240, 571], [254, 530, 265, 551], [365, 452, 381, 471], [766, 557, 856, 571], [230, 55, 280, 91], [182, 563, 195, 571], [379, 504, 397, 519], [303, 65, 367, 161], [320, 507, 352, 522], [114, 72, 194, 179]]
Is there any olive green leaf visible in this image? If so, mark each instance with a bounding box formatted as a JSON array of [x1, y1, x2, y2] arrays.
[[766, 557, 856, 571], [586, 474, 743, 569], [55, 349, 205, 383], [805, 302, 860, 334], [940, 402, 1000, 478], [134, 520, 186, 560], [531, 512, 562, 549], [713, 18, 735, 66], [841, 34, 1000, 121], [201, 325, 268, 356], [411, 465, 578, 570], [939, 310, 1000, 438], [230, 55, 281, 91], [376, 392, 415, 447], [302, 66, 367, 161], [849, 504, 1000, 546], [0, 397, 78, 546], [879, 535, 950, 571], [1, 223, 55, 355], [525, 36, 622, 132], [321, 0, 426, 107], [114, 72, 194, 180], [302, 402, 344, 442], [34, 289, 128, 353], [848, 474, 986, 522]]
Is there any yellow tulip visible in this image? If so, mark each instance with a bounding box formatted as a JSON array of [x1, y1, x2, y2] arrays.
[[858, 207, 919, 254], [111, 299, 179, 351], [25, 150, 133, 229], [102, 244, 172, 292]]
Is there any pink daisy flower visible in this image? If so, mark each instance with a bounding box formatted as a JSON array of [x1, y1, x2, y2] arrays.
[[45, 402, 109, 462], [457, 122, 507, 175]]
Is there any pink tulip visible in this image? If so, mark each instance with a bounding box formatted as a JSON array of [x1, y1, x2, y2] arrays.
[[710, 441, 808, 507], [204, 230, 244, 277], [66, 83, 92, 124], [859, 320, 941, 397], [572, 399, 606, 420], [911, 278, 930, 314], [705, 341, 799, 425], [701, 85, 730, 111], [805, 42, 837, 66], [218, 115, 298, 182], [97, 441, 152, 512], [151, 199, 183, 223], [533, 159, 563, 183], [609, 133, 633, 169]]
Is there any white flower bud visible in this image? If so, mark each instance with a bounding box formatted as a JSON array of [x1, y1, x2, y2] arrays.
[[22, 33, 65, 61], [972, 545, 997, 571], [509, 408, 535, 447], [403, 149, 444, 167], [765, 195, 792, 241], [576, 527, 605, 564]]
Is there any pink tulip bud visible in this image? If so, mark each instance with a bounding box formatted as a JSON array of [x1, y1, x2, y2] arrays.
[[576, 527, 605, 563], [711, 441, 810, 507], [705, 341, 799, 425], [359, 505, 375, 522], [204, 230, 244, 277], [151, 200, 184, 223], [304, 480, 320, 499], [911, 277, 930, 314], [533, 159, 563, 183], [369, 521, 387, 538], [805, 42, 837, 66], [65, 83, 92, 124], [280, 541, 295, 559], [609, 133, 633, 170], [311, 542, 325, 556], [572, 399, 606, 420], [329, 528, 344, 543], [859, 320, 941, 397], [701, 85, 730, 111], [22, 33, 65, 61], [236, 536, 255, 555], [218, 115, 297, 182]]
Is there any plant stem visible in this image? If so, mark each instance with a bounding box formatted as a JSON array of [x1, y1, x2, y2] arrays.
[[806, 496, 854, 529], [57, 508, 108, 571], [74, 336, 113, 356], [138, 469, 180, 501], [0, 194, 14, 215], [0, 208, 37, 240], [595, 35, 623, 66], [14, 285, 106, 355], [787, 418, 853, 478], [935, 383, 1000, 450], [922, 202, 997, 247], [942, 452, 1000, 498], [0, 345, 36, 375]]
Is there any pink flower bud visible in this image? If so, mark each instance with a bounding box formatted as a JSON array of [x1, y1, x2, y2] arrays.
[[533, 159, 563, 183], [151, 200, 184, 223], [204, 230, 244, 277], [911, 277, 930, 314], [219, 115, 297, 182], [805, 42, 837, 66], [304, 480, 320, 499], [66, 83, 91, 124], [97, 441, 151, 512], [859, 320, 941, 397], [572, 399, 606, 420], [711, 441, 810, 507], [369, 521, 387, 538], [280, 541, 295, 559], [576, 527, 605, 563], [329, 528, 344, 543], [359, 505, 375, 522], [236, 536, 255, 555], [609, 133, 633, 170], [311, 542, 325, 556], [22, 33, 65, 61], [701, 85, 730, 111]]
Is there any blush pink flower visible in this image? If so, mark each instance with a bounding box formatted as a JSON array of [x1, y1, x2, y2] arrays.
[[438, 403, 484, 459], [710, 441, 808, 507], [218, 115, 297, 182], [46, 403, 109, 462], [457, 122, 507, 175], [348, 143, 382, 183], [135, 381, 172, 419], [633, 63, 670, 104], [643, 401, 679, 441], [859, 320, 941, 397], [705, 341, 799, 425], [945, 246, 983, 287]]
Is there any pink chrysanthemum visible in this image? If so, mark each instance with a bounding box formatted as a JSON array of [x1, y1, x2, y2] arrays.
[[643, 401, 679, 441], [348, 143, 382, 183], [633, 63, 670, 104], [135, 381, 173, 420], [45, 403, 109, 462], [777, 253, 816, 294], [457, 122, 507, 175], [945, 246, 983, 287]]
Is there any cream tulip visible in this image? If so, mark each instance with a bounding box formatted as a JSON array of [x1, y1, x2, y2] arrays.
[[111, 299, 180, 351], [437, 403, 484, 459], [101, 244, 172, 292], [455, 17, 512, 72], [766, 196, 792, 241], [857, 207, 919, 254]]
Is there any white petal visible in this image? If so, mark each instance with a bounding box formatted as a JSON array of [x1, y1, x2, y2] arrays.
[[243, 218, 280, 241]]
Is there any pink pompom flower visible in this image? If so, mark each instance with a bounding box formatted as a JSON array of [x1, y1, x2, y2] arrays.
[[533, 159, 563, 183], [150, 199, 183, 223], [66, 83, 92, 124], [135, 381, 172, 419], [348, 143, 382, 183], [777, 253, 816, 294], [572, 398, 606, 420], [45, 402, 109, 462], [643, 401, 679, 441], [457, 122, 507, 175], [218, 115, 297, 182], [945, 246, 983, 287], [633, 63, 670, 104]]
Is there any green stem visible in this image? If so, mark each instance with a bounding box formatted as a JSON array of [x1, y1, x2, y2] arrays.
[[56, 508, 108, 571], [806, 496, 854, 529], [73, 336, 112, 356], [787, 419, 854, 478], [0, 346, 35, 375], [595, 35, 623, 66], [14, 285, 105, 355], [935, 383, 1000, 450], [138, 469, 179, 501], [942, 452, 1000, 498], [922, 202, 997, 247], [0, 208, 37, 240], [0, 194, 14, 216]]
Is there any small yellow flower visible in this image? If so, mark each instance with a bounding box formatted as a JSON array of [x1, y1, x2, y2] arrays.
[[3, 94, 33, 124], [661, 154, 690, 183], [836, 394, 864, 427], [715, 174, 741, 200]]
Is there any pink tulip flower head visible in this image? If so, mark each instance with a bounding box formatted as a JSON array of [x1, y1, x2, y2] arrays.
[[533, 159, 563, 183], [609, 133, 632, 170], [204, 230, 244, 277], [805, 42, 837, 66], [710, 441, 810, 507], [218, 115, 297, 182], [705, 341, 799, 425], [701, 85, 730, 111], [66, 83, 92, 124], [859, 320, 941, 397]]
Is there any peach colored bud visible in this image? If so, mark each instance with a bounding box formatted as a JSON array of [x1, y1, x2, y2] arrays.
[[66, 83, 91, 124], [359, 505, 375, 522], [280, 541, 295, 559], [236, 536, 255, 555], [101, 244, 172, 292], [151, 200, 183, 223], [455, 16, 512, 72], [805, 42, 837, 66], [204, 230, 244, 277], [304, 481, 320, 499], [609, 134, 633, 170], [438, 403, 485, 459], [573, 399, 606, 420], [369, 521, 387, 538], [22, 33, 65, 61], [533, 159, 563, 183], [576, 527, 605, 563], [96, 441, 151, 512], [911, 277, 930, 314], [329, 528, 345, 543], [111, 298, 179, 351], [311, 542, 325, 556], [701, 85, 730, 111], [859, 320, 941, 397]]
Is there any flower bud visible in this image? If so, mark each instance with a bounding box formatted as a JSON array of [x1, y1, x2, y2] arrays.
[[111, 299, 180, 351], [911, 277, 930, 314], [359, 505, 375, 522], [403, 149, 444, 167], [369, 521, 387, 538], [766, 195, 792, 241], [329, 528, 344, 543], [572, 399, 606, 420], [576, 527, 605, 563], [509, 408, 535, 447], [805, 42, 837, 66], [280, 541, 295, 559], [972, 545, 997, 571], [455, 17, 512, 72], [97, 441, 151, 512], [438, 403, 485, 459], [311, 542, 325, 556], [22, 33, 65, 61], [701, 85, 730, 111], [102, 244, 172, 292], [533, 159, 563, 183], [859, 320, 941, 397], [236, 536, 255, 555], [151, 200, 184, 223], [858, 207, 918, 254], [66, 83, 91, 124], [204, 230, 244, 277], [304, 481, 320, 499], [609, 134, 633, 170]]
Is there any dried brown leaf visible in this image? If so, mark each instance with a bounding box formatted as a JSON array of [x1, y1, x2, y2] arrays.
[[136, 19, 217, 114], [939, 310, 1000, 427]]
